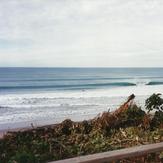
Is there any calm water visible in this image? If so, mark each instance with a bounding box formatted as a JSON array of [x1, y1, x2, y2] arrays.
[[0, 68, 163, 93], [0, 68, 163, 130]]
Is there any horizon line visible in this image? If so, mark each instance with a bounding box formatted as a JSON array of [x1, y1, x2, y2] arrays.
[[0, 66, 163, 68]]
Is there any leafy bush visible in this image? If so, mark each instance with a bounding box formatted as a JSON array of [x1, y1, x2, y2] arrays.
[[9, 151, 36, 163], [145, 94, 163, 128], [145, 93, 163, 113], [113, 104, 146, 129], [151, 111, 163, 127]]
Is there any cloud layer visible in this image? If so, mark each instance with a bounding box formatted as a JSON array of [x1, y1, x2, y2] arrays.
[[0, 0, 163, 67]]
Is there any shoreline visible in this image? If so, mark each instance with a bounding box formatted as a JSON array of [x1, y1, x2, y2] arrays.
[[0, 95, 147, 133], [0, 96, 147, 138], [0, 110, 112, 138], [0, 121, 59, 138], [0, 119, 84, 139]]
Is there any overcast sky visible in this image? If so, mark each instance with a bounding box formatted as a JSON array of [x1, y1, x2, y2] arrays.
[[0, 0, 163, 67]]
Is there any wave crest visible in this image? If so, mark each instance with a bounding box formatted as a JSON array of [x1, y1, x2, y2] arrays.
[[146, 81, 163, 86], [0, 82, 137, 90]]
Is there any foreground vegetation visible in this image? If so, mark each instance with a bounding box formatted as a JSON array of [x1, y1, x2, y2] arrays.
[[0, 94, 163, 163]]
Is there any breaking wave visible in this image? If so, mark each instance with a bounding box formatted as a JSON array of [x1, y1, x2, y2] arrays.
[[0, 82, 137, 91], [146, 81, 163, 86]]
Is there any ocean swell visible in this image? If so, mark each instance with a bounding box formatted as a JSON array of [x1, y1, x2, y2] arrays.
[[146, 81, 163, 86], [0, 82, 137, 91]]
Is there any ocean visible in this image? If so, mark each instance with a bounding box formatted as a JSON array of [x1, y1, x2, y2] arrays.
[[0, 67, 163, 130]]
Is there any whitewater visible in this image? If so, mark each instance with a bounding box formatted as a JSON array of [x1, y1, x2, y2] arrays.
[[0, 68, 163, 130]]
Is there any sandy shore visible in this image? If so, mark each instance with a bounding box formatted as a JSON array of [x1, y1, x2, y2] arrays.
[[0, 126, 33, 139], [0, 112, 99, 139], [0, 120, 72, 139]]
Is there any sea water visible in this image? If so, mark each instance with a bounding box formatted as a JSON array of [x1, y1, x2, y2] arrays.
[[0, 67, 163, 130]]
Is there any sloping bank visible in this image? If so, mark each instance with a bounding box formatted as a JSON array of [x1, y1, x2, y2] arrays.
[[0, 94, 163, 163]]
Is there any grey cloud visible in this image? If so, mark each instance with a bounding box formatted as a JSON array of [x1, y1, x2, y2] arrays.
[[0, 0, 163, 67]]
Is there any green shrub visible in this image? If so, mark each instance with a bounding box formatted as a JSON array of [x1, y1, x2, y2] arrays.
[[9, 151, 36, 163], [145, 94, 163, 128], [145, 93, 163, 113], [151, 111, 163, 127], [121, 104, 145, 126]]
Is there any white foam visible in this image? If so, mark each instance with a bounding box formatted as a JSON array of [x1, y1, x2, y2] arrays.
[[0, 84, 163, 130]]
